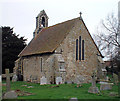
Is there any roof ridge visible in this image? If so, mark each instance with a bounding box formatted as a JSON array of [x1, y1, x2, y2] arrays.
[[36, 17, 79, 38], [47, 17, 79, 29]]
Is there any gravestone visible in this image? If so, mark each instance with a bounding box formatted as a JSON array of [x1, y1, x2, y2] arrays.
[[105, 76, 109, 82], [69, 97, 78, 101], [2, 69, 15, 91], [12, 74, 17, 82], [40, 76, 47, 85], [5, 69, 11, 92], [88, 72, 100, 94], [113, 73, 118, 84], [56, 77, 62, 85], [100, 83, 113, 90], [2, 69, 18, 99], [3, 90, 17, 99]]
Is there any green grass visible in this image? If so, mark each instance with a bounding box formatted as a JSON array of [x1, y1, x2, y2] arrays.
[[2, 81, 119, 99]]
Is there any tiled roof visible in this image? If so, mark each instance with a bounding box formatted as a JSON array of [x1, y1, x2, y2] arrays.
[[19, 17, 103, 57], [19, 17, 79, 57]]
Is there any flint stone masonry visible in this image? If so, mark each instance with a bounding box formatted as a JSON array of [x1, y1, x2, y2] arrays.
[[75, 75, 85, 84]]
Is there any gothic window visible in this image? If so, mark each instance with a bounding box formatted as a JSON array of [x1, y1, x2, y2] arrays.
[[76, 36, 85, 61], [79, 36, 81, 60], [42, 17, 45, 27], [82, 40, 84, 60], [40, 58, 42, 72], [76, 39, 78, 61]]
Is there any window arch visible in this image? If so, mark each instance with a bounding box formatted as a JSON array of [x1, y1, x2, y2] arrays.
[[41, 17, 45, 27]]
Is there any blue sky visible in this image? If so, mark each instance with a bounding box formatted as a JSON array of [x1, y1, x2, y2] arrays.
[[0, 0, 119, 43]]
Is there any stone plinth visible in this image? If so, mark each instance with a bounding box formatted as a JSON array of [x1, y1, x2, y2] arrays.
[[3, 90, 17, 99], [88, 86, 100, 94]]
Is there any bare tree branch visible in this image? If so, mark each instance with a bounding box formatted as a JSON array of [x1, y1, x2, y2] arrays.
[[94, 13, 120, 60]]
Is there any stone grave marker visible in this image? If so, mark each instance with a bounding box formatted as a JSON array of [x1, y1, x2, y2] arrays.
[[3, 90, 17, 99], [56, 77, 62, 85], [69, 97, 78, 101], [2, 69, 18, 99], [40, 76, 47, 85], [100, 83, 113, 90], [4, 69, 11, 92], [12, 74, 18, 82], [105, 76, 109, 82], [113, 73, 118, 84], [88, 72, 99, 94]]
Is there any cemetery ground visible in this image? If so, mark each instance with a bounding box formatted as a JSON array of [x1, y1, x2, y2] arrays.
[[2, 80, 119, 99]]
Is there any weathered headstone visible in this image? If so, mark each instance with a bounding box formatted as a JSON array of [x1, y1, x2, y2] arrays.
[[3, 90, 17, 99], [40, 76, 47, 85], [109, 92, 118, 96], [113, 73, 118, 84], [12, 74, 17, 82], [105, 76, 109, 82], [100, 83, 113, 90], [5, 69, 11, 92], [88, 73, 100, 94], [2, 69, 18, 99], [69, 97, 78, 101], [27, 86, 34, 88], [56, 77, 62, 85]]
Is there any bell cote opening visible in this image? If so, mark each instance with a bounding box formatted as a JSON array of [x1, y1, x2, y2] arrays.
[[34, 10, 49, 38], [41, 17, 45, 27]]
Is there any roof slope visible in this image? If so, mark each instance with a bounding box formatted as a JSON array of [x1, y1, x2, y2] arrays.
[[19, 17, 79, 57]]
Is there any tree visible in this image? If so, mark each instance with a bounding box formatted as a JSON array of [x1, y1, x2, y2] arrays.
[[95, 13, 120, 59], [2, 27, 27, 74], [95, 13, 120, 97]]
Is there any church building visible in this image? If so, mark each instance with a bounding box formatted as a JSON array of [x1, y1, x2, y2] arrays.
[[14, 10, 104, 84]]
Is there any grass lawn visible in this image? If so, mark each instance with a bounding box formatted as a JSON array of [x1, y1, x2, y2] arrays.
[[2, 81, 119, 100]]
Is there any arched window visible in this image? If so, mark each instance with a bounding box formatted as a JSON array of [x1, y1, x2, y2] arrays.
[[41, 17, 45, 27], [76, 39, 78, 61]]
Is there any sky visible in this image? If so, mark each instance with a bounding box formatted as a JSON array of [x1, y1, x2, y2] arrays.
[[0, 0, 119, 44]]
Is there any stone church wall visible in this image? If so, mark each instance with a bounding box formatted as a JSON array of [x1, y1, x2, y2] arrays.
[[22, 54, 55, 83], [22, 53, 65, 84], [55, 20, 101, 83], [16, 19, 103, 84]]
